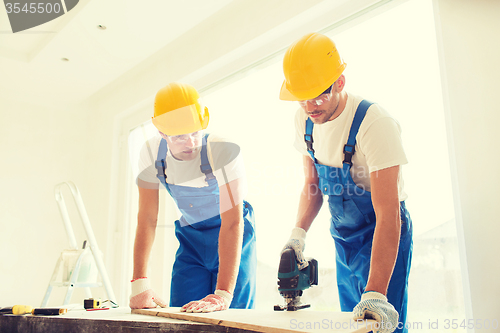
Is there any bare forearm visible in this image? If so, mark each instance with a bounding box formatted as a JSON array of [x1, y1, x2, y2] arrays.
[[133, 187, 159, 279], [216, 210, 244, 293], [133, 216, 157, 279], [365, 216, 400, 295], [295, 182, 323, 231], [295, 156, 323, 232], [366, 166, 401, 295]]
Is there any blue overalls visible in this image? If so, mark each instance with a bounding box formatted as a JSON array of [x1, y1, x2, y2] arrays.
[[155, 134, 256, 309], [304, 100, 413, 332]]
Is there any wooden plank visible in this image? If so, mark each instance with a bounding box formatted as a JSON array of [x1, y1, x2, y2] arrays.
[[132, 307, 377, 333]]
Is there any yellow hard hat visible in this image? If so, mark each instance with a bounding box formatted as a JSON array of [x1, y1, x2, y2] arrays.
[[152, 82, 209, 136], [280, 32, 347, 101]]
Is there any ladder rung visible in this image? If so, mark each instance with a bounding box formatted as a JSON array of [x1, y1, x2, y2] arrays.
[[49, 282, 102, 288]]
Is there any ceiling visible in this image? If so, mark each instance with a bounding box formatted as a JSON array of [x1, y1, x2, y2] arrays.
[[0, 0, 235, 106], [0, 0, 379, 108]]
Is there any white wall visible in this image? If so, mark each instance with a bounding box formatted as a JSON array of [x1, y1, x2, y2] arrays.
[[434, 0, 500, 328], [0, 97, 107, 306]]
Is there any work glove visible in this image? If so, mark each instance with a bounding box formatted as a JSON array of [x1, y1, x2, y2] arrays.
[[281, 227, 308, 270], [129, 277, 168, 309], [180, 290, 232, 313], [353, 291, 399, 333]]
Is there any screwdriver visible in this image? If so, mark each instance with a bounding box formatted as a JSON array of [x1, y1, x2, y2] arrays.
[[0, 305, 33, 315], [0, 305, 67, 315]]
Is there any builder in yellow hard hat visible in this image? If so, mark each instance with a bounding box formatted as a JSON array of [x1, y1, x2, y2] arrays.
[[280, 33, 413, 333], [129, 82, 256, 312]]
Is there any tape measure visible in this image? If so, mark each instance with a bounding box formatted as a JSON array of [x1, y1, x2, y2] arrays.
[[83, 298, 101, 309]]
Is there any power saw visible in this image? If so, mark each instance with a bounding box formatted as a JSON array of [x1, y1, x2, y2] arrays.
[[274, 248, 318, 311]]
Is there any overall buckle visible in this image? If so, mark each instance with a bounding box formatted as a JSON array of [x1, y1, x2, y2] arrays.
[[304, 134, 315, 153], [343, 144, 355, 166], [200, 164, 215, 180], [155, 159, 166, 176]]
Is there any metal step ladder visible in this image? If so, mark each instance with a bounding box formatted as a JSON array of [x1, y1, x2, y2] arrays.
[[41, 181, 117, 307]]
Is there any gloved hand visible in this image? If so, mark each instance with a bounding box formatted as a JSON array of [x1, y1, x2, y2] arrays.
[[129, 277, 168, 309], [180, 290, 232, 313], [281, 227, 308, 269], [353, 291, 399, 333]]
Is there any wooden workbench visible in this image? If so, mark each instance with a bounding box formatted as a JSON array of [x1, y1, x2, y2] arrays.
[[0, 307, 251, 333], [1, 307, 375, 333]]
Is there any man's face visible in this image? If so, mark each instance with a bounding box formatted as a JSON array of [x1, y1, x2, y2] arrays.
[[299, 84, 341, 124], [162, 131, 203, 161]]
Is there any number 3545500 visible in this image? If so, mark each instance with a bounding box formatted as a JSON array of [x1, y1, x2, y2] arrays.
[[5, 2, 62, 14], [443, 319, 499, 330]]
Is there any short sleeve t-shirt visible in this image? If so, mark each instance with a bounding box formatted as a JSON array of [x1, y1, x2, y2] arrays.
[[137, 133, 246, 190], [293, 93, 408, 200]]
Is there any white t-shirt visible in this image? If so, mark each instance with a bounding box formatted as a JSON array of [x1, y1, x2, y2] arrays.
[[293, 93, 408, 201], [137, 133, 246, 190]]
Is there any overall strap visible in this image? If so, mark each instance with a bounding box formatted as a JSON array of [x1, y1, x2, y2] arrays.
[[155, 134, 215, 186], [200, 133, 215, 181], [155, 138, 169, 187], [303, 99, 374, 169], [304, 118, 317, 163], [342, 100, 373, 173]]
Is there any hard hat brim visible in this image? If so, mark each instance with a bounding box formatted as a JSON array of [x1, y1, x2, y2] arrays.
[[279, 80, 302, 101], [279, 80, 329, 101], [152, 105, 209, 136]]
